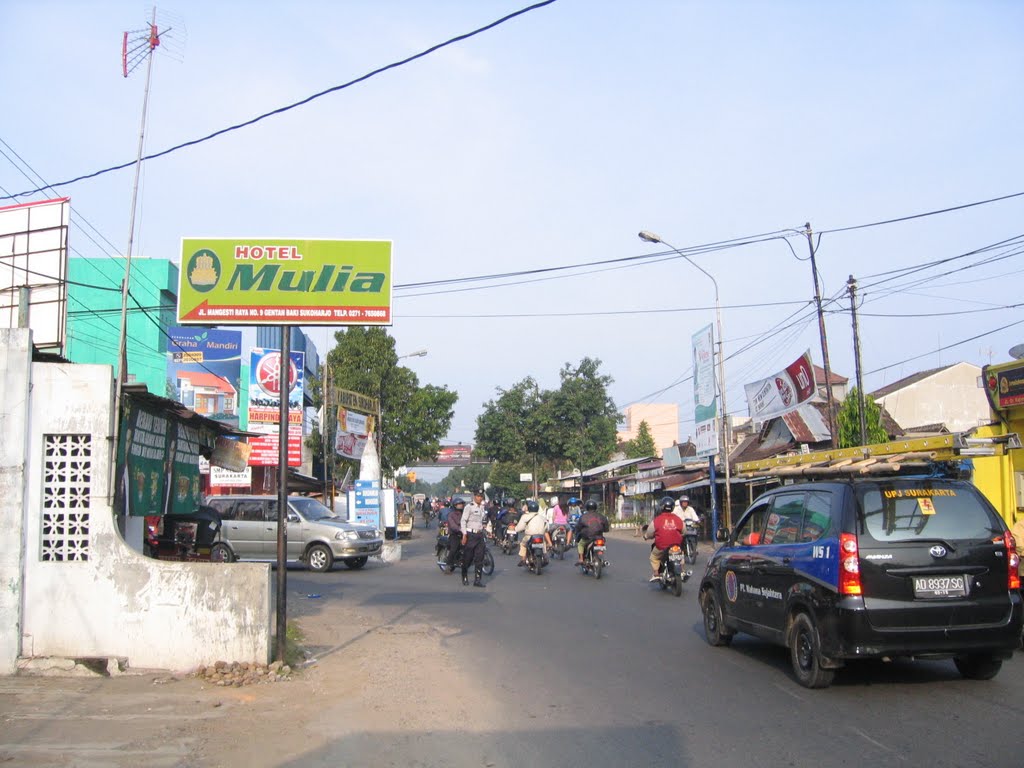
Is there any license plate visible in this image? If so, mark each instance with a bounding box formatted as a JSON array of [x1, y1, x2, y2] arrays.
[[594, 546, 605, 552], [669, 553, 683, 563], [913, 574, 967, 599]]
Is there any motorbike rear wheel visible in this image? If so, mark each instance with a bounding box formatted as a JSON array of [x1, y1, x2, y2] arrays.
[[593, 558, 603, 580], [482, 549, 495, 575]]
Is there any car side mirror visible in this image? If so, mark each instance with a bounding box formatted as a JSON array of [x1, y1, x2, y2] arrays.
[[287, 512, 300, 523], [715, 527, 730, 543]]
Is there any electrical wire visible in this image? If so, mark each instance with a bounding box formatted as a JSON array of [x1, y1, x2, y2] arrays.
[[0, 0, 561, 201]]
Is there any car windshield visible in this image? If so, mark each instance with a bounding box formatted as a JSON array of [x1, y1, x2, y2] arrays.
[[856, 480, 1002, 543], [289, 497, 337, 522]]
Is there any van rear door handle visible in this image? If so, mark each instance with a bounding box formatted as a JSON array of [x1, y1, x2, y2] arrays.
[[783, 557, 792, 565]]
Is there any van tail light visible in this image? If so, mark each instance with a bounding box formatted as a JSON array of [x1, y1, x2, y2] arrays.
[[839, 533, 862, 596], [1004, 531, 1020, 590]]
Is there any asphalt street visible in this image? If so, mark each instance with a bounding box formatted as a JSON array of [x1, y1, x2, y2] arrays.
[[3, 525, 1023, 767], [285, 524, 1024, 768]]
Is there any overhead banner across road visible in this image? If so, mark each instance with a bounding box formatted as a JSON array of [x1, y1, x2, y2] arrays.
[[177, 238, 392, 326]]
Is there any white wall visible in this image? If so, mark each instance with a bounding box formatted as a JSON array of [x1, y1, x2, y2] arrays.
[[875, 362, 988, 434], [10, 350, 271, 672]]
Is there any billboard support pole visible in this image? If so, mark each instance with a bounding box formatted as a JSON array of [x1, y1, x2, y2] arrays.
[[275, 327, 290, 663]]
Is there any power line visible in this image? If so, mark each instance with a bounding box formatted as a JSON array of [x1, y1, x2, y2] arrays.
[[0, 1, 561, 201], [819, 191, 1024, 236]]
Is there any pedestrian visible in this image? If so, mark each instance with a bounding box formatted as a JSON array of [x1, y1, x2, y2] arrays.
[[460, 489, 489, 587]]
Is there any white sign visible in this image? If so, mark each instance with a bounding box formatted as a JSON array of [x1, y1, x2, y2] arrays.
[[519, 473, 533, 482], [692, 324, 719, 457], [743, 350, 818, 422], [338, 408, 371, 435], [210, 465, 252, 487]]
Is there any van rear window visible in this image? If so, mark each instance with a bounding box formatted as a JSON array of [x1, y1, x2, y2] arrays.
[[857, 482, 1002, 543]]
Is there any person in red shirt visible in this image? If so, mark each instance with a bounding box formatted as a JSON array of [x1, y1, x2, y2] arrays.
[[642, 496, 684, 582]]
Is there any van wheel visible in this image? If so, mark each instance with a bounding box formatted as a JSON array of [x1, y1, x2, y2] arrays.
[[790, 612, 834, 689], [343, 556, 368, 570], [307, 544, 334, 573], [210, 543, 233, 563], [702, 589, 733, 647], [954, 654, 1003, 680]]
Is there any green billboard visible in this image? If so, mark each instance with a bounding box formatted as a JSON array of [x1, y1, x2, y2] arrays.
[[177, 238, 392, 326]]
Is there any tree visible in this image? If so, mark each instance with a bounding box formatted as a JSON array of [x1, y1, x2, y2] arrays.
[[308, 327, 458, 479], [836, 388, 889, 448], [548, 357, 619, 471], [625, 420, 657, 458]]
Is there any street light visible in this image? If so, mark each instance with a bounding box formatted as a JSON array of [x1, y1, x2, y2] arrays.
[[638, 230, 733, 529], [398, 349, 428, 360]]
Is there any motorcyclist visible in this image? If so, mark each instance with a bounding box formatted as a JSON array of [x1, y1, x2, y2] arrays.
[[546, 495, 569, 547], [575, 500, 610, 567], [444, 497, 466, 575], [643, 496, 684, 582], [565, 496, 582, 546], [675, 495, 700, 526], [516, 500, 551, 567], [496, 498, 519, 545]]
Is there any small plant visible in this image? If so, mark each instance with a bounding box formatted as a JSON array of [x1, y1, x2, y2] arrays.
[[271, 621, 307, 669]]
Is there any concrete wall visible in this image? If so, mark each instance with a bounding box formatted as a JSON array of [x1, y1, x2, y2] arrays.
[[875, 362, 988, 434], [4, 337, 272, 672], [617, 403, 680, 456], [0, 330, 31, 674]]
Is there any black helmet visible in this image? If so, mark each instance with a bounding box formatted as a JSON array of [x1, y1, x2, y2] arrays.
[[660, 496, 675, 511], [503, 497, 515, 507], [585, 500, 598, 511], [526, 500, 539, 513], [453, 498, 466, 508]]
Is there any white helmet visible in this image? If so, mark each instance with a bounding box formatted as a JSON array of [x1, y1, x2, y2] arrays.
[[550, 496, 558, 505]]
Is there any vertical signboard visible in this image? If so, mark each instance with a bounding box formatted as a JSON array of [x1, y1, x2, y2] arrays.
[[167, 327, 243, 429], [352, 479, 381, 529], [247, 347, 303, 467], [692, 324, 719, 457]]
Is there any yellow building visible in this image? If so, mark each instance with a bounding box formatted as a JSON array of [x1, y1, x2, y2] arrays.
[[972, 360, 1024, 526], [617, 403, 679, 456]]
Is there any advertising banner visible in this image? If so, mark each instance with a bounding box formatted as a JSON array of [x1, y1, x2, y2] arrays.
[[692, 324, 719, 457], [338, 408, 371, 435], [335, 431, 370, 460], [210, 465, 252, 487], [743, 350, 817, 422], [985, 361, 1024, 409], [178, 238, 392, 326], [247, 348, 304, 467], [117, 401, 169, 517], [167, 327, 242, 429], [435, 445, 473, 466], [169, 423, 203, 515]]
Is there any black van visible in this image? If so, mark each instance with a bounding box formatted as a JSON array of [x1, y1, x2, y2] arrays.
[[699, 477, 1022, 688]]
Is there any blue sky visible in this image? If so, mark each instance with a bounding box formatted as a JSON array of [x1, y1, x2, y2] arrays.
[[3, 0, 1023, 458]]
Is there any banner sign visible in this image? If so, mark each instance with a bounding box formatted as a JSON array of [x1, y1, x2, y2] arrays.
[[177, 238, 392, 326], [210, 465, 252, 488], [338, 408, 371, 435], [692, 324, 719, 457], [247, 348, 304, 467], [436, 445, 472, 466], [743, 350, 817, 422], [335, 431, 370, 460], [169, 423, 203, 515], [167, 327, 242, 429], [336, 388, 379, 416]]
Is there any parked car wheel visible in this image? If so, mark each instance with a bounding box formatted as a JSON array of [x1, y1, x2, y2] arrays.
[[210, 543, 234, 563], [790, 612, 834, 689], [307, 543, 334, 573], [954, 654, 1003, 680], [343, 556, 368, 570]]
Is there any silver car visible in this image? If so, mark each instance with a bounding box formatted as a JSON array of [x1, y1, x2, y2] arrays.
[[205, 495, 383, 572]]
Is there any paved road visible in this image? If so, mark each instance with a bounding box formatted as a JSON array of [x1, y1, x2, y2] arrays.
[[286, 524, 1024, 768], [3, 524, 1022, 767]]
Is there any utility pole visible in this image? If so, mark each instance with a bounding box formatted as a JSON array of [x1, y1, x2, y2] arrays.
[[803, 223, 838, 445], [322, 360, 331, 504], [847, 275, 868, 446]]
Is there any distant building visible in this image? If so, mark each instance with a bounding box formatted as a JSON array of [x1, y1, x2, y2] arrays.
[[870, 362, 988, 434], [617, 403, 679, 456], [813, 364, 849, 402]]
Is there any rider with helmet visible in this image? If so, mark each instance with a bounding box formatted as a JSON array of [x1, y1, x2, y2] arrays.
[[565, 496, 582, 546], [515, 499, 551, 567], [643, 496, 684, 582], [444, 497, 466, 574], [545, 495, 569, 545], [575, 499, 610, 567]]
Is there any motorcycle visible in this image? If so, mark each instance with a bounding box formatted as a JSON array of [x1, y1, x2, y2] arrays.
[[435, 523, 495, 575], [657, 544, 691, 597], [499, 523, 518, 556], [422, 506, 436, 528], [523, 534, 547, 575], [579, 536, 608, 579], [683, 520, 699, 564], [551, 525, 568, 559]]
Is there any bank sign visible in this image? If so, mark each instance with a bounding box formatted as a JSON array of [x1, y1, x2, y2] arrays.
[[177, 238, 392, 326]]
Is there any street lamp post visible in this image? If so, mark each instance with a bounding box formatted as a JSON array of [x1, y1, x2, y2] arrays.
[[638, 231, 733, 529]]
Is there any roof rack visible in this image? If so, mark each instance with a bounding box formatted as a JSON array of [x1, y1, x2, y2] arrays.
[[734, 433, 1020, 480]]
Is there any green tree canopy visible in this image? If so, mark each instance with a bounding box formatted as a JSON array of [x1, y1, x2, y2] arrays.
[[836, 387, 889, 448], [624, 420, 657, 458], [309, 327, 457, 479]]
